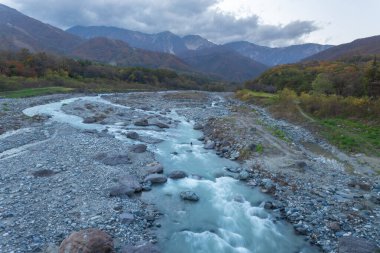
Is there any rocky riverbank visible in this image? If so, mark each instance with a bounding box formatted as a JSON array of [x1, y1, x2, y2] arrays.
[[199, 100, 380, 253], [0, 91, 379, 253]]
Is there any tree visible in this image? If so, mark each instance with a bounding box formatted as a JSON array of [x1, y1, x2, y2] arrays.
[[312, 73, 334, 94], [365, 56, 380, 97]]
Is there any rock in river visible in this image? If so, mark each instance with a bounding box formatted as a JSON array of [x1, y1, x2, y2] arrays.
[[168, 170, 188, 179], [144, 174, 167, 184], [59, 229, 114, 253], [145, 164, 164, 174], [204, 140, 215, 150], [180, 191, 200, 201]]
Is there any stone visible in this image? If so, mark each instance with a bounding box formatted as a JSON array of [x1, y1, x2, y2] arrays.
[[130, 144, 147, 153], [338, 236, 378, 253], [348, 181, 372, 191], [238, 170, 250, 181], [193, 123, 203, 130], [263, 201, 274, 209], [225, 167, 242, 173], [126, 132, 139, 140], [118, 176, 142, 193], [197, 136, 205, 141], [134, 119, 149, 126], [121, 243, 160, 253], [168, 170, 188, 179], [108, 185, 135, 197], [296, 161, 307, 168], [180, 191, 199, 201], [204, 141, 215, 150], [144, 174, 167, 184], [82, 117, 97, 124], [59, 229, 114, 253], [120, 212, 135, 224], [145, 164, 164, 174], [154, 122, 169, 129], [32, 169, 57, 177], [328, 221, 341, 232], [229, 151, 240, 160], [102, 155, 131, 166]]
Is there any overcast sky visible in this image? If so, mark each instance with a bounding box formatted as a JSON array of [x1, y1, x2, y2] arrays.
[[1, 0, 379, 47]]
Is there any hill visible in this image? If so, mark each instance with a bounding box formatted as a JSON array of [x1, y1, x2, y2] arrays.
[[69, 37, 191, 71], [305, 35, 380, 61], [179, 46, 268, 82], [0, 4, 82, 53], [225, 41, 332, 66]]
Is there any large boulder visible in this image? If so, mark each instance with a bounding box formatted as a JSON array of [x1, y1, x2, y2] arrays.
[[145, 164, 164, 174], [130, 144, 147, 153], [126, 132, 139, 140], [134, 119, 149, 126], [154, 122, 169, 129], [59, 229, 114, 253], [144, 174, 167, 184], [204, 141, 215, 150], [168, 170, 188, 179]]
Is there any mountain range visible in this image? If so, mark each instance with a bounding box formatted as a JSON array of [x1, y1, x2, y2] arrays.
[[67, 25, 333, 66], [1, 3, 379, 83]]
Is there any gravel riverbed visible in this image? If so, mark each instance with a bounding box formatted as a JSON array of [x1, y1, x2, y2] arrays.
[[0, 91, 379, 253]]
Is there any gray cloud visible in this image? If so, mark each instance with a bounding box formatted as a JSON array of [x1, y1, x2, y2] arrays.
[[7, 0, 319, 46]]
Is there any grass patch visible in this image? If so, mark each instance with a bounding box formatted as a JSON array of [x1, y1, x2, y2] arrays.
[[235, 89, 278, 106], [0, 87, 74, 98], [319, 118, 380, 156], [255, 144, 264, 154]]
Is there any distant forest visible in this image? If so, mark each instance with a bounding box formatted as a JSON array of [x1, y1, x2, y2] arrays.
[[245, 56, 380, 97], [0, 49, 226, 93]]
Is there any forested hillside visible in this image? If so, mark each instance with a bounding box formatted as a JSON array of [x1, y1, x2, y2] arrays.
[[245, 56, 380, 97], [0, 50, 226, 95]]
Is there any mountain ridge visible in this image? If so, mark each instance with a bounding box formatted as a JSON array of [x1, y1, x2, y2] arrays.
[[305, 35, 380, 61]]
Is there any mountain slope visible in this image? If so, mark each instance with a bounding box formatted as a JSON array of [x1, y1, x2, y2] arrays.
[[225, 41, 332, 66], [179, 46, 268, 82], [0, 4, 82, 53], [69, 37, 191, 71], [305, 35, 380, 61]]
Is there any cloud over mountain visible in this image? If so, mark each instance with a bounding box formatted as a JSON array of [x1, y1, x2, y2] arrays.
[[3, 0, 319, 46]]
